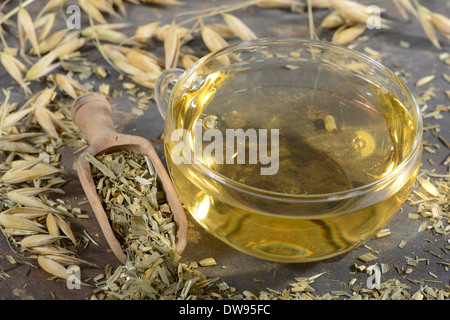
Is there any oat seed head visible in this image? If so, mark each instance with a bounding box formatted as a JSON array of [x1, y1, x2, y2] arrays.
[[222, 13, 257, 41]]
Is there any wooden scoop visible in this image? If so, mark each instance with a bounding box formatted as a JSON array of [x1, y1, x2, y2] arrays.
[[71, 92, 188, 264]]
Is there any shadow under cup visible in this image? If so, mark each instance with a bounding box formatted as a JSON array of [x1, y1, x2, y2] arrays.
[[156, 38, 423, 263]]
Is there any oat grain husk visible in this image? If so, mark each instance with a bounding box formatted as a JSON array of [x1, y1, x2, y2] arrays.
[[163, 24, 180, 69], [222, 13, 257, 41]]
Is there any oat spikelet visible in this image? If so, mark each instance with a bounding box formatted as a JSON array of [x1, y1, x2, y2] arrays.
[[0, 91, 11, 133], [37, 0, 68, 19], [51, 36, 87, 59], [397, 0, 418, 18], [0, 213, 48, 233], [34, 12, 56, 42], [164, 24, 180, 69], [1, 107, 34, 130], [431, 13, 450, 39], [0, 132, 44, 142], [222, 13, 257, 41], [416, 75, 435, 87], [6, 190, 60, 212], [25, 51, 59, 81], [206, 24, 236, 37], [332, 24, 366, 45], [181, 54, 199, 70], [32, 102, 57, 138], [1, 207, 51, 219], [320, 11, 345, 29], [31, 29, 68, 55], [100, 43, 128, 61], [10, 55, 28, 74], [256, 0, 303, 9], [27, 35, 85, 81], [393, 0, 409, 21], [82, 24, 140, 45], [416, 2, 441, 49], [31, 87, 57, 110], [113, 58, 147, 76], [46, 213, 60, 236], [330, 0, 374, 11], [131, 75, 157, 89], [67, 74, 89, 95], [339, 8, 390, 29], [53, 214, 77, 245], [18, 6, 40, 57], [0, 141, 39, 153], [311, 0, 331, 8], [38, 256, 90, 285], [35, 106, 60, 139], [46, 111, 72, 136], [29, 244, 74, 256], [112, 0, 127, 16], [19, 235, 68, 248], [78, 0, 107, 24], [135, 22, 160, 43], [417, 176, 440, 197], [54, 74, 78, 99], [0, 52, 31, 95], [126, 49, 163, 74], [89, 0, 120, 18], [6, 156, 46, 172], [1, 162, 60, 184], [329, 1, 390, 29], [37, 256, 71, 280], [201, 25, 230, 65], [201, 25, 230, 53], [42, 254, 98, 267], [154, 24, 191, 41], [142, 0, 185, 5], [7, 187, 62, 197], [27, 87, 67, 139]]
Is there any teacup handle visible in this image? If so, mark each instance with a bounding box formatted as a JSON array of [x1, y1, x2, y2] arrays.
[[155, 68, 185, 120]]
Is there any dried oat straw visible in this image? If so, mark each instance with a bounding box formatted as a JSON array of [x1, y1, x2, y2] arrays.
[[88, 150, 228, 299]]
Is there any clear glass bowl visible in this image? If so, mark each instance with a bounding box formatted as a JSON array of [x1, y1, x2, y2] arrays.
[[155, 38, 423, 263]]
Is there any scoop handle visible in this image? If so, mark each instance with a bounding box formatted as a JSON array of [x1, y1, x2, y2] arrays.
[[71, 93, 117, 145]]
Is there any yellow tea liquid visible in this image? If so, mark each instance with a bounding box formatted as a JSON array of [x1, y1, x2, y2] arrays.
[[165, 60, 420, 262]]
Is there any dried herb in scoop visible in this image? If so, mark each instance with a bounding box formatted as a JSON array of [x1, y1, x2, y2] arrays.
[[86, 150, 177, 260]]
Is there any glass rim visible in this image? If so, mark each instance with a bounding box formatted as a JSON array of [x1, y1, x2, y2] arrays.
[[166, 37, 423, 202]]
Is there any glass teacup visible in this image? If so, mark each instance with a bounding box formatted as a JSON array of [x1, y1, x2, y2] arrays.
[[155, 38, 422, 263]]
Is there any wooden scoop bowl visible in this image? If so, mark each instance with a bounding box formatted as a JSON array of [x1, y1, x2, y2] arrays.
[[71, 92, 188, 264]]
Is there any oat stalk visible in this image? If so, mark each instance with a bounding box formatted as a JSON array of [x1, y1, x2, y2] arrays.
[[0, 0, 35, 26], [175, 0, 259, 27], [307, 0, 318, 40]]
